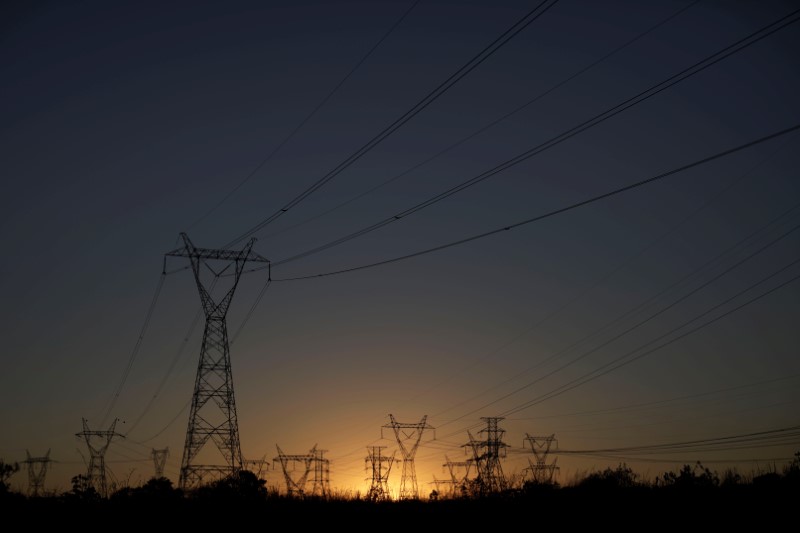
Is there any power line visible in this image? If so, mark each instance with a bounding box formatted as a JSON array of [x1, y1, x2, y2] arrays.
[[268, 123, 800, 281], [186, 0, 422, 231], [223, 0, 561, 247], [422, 144, 795, 420], [268, 8, 800, 268], [557, 425, 800, 456], [99, 272, 166, 426], [429, 257, 800, 445], [501, 265, 800, 419], [257, 0, 701, 242], [435, 221, 800, 424]]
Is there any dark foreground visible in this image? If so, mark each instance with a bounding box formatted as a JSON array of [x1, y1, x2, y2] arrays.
[[2, 486, 797, 530]]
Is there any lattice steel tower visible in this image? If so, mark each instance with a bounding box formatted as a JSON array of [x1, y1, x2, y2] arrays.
[[151, 447, 169, 479], [382, 414, 434, 500], [273, 444, 316, 497], [22, 449, 51, 497], [365, 446, 395, 501], [165, 232, 269, 490], [523, 433, 559, 484], [76, 418, 123, 498], [463, 417, 508, 495], [309, 448, 331, 498]]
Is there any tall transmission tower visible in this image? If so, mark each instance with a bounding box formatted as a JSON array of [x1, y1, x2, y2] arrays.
[[523, 433, 559, 485], [382, 414, 434, 500], [165, 232, 269, 490], [151, 447, 169, 479], [365, 446, 395, 501], [463, 417, 508, 496], [76, 418, 123, 498], [22, 449, 51, 497], [273, 444, 316, 497], [309, 448, 331, 498]]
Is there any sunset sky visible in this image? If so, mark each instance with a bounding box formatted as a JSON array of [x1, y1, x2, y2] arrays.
[[1, 0, 799, 496]]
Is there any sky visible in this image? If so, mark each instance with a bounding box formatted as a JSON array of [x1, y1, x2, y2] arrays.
[[1, 0, 799, 497]]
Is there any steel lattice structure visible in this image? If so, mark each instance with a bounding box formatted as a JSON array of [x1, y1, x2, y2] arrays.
[[76, 418, 123, 498], [382, 414, 434, 500], [22, 449, 51, 497], [309, 448, 331, 498], [442, 454, 473, 498], [523, 433, 559, 484], [165, 233, 269, 491], [463, 417, 508, 496], [273, 445, 316, 497], [365, 446, 395, 501], [151, 447, 169, 479]]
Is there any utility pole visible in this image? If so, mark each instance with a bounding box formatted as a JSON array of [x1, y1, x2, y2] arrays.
[[523, 433, 559, 485], [365, 446, 395, 501], [273, 444, 316, 497], [76, 418, 123, 497], [22, 449, 52, 497], [151, 447, 169, 479], [165, 232, 269, 490], [382, 414, 434, 500]]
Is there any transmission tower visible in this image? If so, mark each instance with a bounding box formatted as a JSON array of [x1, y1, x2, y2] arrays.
[[76, 418, 123, 498], [151, 447, 169, 479], [382, 414, 434, 500], [244, 454, 270, 479], [165, 233, 269, 490], [309, 448, 331, 498], [273, 444, 316, 497], [523, 433, 559, 485], [22, 449, 51, 497], [462, 417, 508, 495], [442, 454, 473, 498], [365, 446, 395, 501]]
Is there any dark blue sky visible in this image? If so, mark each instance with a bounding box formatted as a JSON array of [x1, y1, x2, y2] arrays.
[[1, 0, 799, 495]]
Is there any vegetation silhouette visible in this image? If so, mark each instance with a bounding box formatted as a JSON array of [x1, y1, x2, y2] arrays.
[[1, 456, 798, 527]]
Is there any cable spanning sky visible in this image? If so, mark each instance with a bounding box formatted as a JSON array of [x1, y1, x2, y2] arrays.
[[1, 0, 799, 496]]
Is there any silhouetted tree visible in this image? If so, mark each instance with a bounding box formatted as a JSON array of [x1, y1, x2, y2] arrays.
[[0, 460, 19, 493], [577, 463, 642, 490], [64, 474, 100, 502], [657, 462, 719, 489], [191, 470, 267, 504]]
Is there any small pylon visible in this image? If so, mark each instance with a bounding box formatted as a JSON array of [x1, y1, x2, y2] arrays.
[[523, 433, 559, 485], [76, 418, 124, 498], [365, 446, 395, 501], [462, 417, 508, 495], [382, 414, 434, 500], [22, 449, 52, 497], [273, 444, 316, 497], [151, 447, 169, 479], [309, 448, 331, 498]]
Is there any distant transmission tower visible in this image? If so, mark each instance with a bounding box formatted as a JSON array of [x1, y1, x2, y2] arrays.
[[523, 433, 559, 485], [443, 454, 473, 498], [382, 414, 434, 500], [273, 444, 316, 497], [22, 449, 51, 497], [76, 418, 123, 497], [151, 447, 169, 479], [165, 233, 269, 490], [243, 454, 270, 479], [463, 417, 508, 495], [365, 446, 395, 501], [309, 448, 331, 498]]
